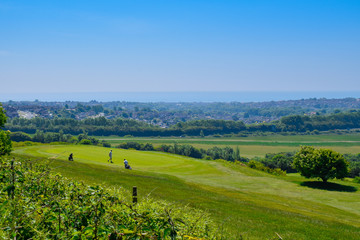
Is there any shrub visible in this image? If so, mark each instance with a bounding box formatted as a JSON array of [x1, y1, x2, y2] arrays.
[[353, 177, 360, 184], [102, 141, 111, 148], [260, 152, 296, 173], [247, 160, 286, 176], [79, 139, 92, 145], [10, 132, 32, 142]]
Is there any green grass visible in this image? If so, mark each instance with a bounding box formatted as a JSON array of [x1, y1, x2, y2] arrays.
[[99, 132, 360, 143], [13, 145, 360, 240], [98, 133, 360, 158]]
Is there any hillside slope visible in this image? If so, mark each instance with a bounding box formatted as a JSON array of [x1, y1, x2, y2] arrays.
[[14, 145, 360, 239]]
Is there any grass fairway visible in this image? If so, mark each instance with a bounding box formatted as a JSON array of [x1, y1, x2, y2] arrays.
[[14, 145, 360, 240], [98, 133, 360, 158]]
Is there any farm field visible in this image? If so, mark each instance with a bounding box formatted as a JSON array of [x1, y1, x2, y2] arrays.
[[13, 144, 360, 240], [98, 133, 360, 158]]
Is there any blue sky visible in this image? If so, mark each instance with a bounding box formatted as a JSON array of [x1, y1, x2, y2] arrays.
[[0, 0, 359, 94]]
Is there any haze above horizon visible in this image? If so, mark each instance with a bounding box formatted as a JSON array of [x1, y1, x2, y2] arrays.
[[1, 91, 360, 103], [1, 1, 359, 94]]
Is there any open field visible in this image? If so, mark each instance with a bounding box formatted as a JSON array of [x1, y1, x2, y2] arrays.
[[98, 133, 360, 158], [13, 144, 360, 240]]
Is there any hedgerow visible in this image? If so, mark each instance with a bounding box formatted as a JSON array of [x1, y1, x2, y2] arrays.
[[0, 157, 223, 239], [247, 160, 286, 176]]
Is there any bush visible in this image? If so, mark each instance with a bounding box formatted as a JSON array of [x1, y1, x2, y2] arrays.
[[79, 139, 92, 145], [102, 141, 111, 148], [248, 160, 263, 169], [69, 136, 78, 143], [353, 176, 360, 183], [260, 152, 296, 173], [349, 162, 360, 178], [10, 132, 32, 142], [343, 154, 360, 178], [143, 143, 154, 151], [117, 142, 142, 150], [247, 160, 286, 176]]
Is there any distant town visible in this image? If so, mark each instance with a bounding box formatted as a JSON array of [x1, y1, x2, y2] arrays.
[[2, 98, 360, 127]]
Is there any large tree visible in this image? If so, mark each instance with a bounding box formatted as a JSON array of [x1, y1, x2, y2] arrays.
[[293, 146, 348, 183], [0, 104, 12, 156]]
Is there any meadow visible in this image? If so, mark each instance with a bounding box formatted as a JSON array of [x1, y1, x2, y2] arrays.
[[98, 133, 360, 158], [13, 144, 360, 240]]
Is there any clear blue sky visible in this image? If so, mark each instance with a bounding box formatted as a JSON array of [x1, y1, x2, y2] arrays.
[[1, 0, 359, 94]]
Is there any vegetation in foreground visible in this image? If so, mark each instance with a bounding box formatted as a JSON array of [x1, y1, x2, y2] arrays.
[[0, 156, 222, 239]]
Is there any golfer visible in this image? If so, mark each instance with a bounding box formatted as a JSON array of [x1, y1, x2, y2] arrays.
[[124, 159, 131, 169], [108, 150, 113, 163]]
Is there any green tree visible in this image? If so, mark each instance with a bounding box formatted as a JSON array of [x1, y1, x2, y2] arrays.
[[10, 131, 32, 142], [234, 146, 240, 160], [293, 146, 348, 183], [0, 104, 12, 156]]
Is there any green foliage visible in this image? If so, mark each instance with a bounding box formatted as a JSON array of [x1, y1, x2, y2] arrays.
[[260, 152, 296, 173], [9, 131, 32, 142], [102, 141, 112, 148], [117, 142, 155, 151], [247, 160, 286, 176], [278, 111, 360, 132], [118, 141, 250, 163], [349, 161, 360, 178], [0, 104, 12, 156], [0, 131, 12, 156], [353, 176, 360, 183], [0, 157, 221, 239], [11, 130, 112, 147], [343, 153, 360, 178], [5, 110, 360, 137], [6, 116, 160, 137], [200, 130, 205, 138], [79, 139, 92, 145], [293, 146, 349, 182], [0, 105, 6, 127]]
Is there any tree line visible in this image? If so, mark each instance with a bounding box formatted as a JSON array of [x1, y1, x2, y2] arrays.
[[116, 142, 246, 162], [4, 110, 360, 137], [10, 131, 111, 147]]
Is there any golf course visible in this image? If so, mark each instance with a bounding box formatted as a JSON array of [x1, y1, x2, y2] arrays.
[[13, 144, 360, 240]]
